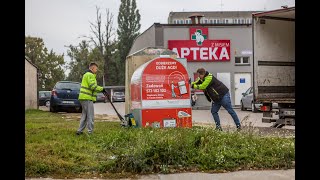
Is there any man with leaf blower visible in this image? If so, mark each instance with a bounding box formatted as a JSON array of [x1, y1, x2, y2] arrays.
[[76, 62, 106, 135]]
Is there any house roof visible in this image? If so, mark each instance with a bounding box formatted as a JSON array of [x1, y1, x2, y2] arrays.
[[252, 6, 295, 19], [25, 56, 39, 69]]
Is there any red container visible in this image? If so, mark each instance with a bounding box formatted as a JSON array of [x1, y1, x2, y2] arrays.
[[130, 57, 192, 128]]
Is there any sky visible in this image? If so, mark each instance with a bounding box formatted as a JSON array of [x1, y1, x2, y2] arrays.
[[25, 0, 295, 74]]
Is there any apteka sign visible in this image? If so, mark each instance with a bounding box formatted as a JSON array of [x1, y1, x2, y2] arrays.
[[168, 27, 231, 62]]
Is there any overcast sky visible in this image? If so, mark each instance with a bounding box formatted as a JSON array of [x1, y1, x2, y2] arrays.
[[25, 0, 295, 73]]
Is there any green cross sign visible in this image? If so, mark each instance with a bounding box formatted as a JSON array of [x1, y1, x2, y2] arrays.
[[191, 29, 207, 45]]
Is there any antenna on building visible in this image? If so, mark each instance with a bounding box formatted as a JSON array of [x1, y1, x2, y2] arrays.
[[220, 0, 224, 11]]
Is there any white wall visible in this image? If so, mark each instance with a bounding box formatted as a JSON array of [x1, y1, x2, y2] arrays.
[[25, 60, 38, 110]]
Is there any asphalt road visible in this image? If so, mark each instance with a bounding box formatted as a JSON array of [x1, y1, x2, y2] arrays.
[[92, 102, 295, 130]]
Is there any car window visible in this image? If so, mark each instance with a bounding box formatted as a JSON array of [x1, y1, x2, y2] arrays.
[[97, 93, 104, 97], [244, 87, 251, 95], [39, 91, 51, 97], [39, 92, 45, 97], [55, 82, 80, 90], [249, 87, 253, 94], [114, 92, 124, 96]]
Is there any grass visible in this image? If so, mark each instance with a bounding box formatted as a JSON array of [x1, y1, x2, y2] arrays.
[[25, 109, 295, 178]]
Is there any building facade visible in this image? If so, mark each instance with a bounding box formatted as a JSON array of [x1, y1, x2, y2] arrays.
[[129, 11, 260, 109], [167, 11, 256, 25], [25, 57, 38, 110]]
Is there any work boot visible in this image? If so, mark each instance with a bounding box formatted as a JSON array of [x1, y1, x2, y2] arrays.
[[76, 131, 83, 135], [236, 124, 241, 131], [215, 126, 222, 131]]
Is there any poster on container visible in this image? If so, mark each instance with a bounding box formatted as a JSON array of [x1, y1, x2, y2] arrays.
[[141, 58, 190, 108], [168, 27, 231, 62]]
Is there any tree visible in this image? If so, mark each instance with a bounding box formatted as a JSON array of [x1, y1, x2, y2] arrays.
[[66, 41, 106, 85], [87, 6, 117, 86], [25, 36, 65, 90], [66, 40, 92, 82], [117, 0, 141, 85]]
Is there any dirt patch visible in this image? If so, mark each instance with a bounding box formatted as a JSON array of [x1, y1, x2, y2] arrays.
[[61, 113, 120, 122]]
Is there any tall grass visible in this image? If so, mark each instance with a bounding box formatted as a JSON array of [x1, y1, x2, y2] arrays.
[[25, 110, 294, 178]]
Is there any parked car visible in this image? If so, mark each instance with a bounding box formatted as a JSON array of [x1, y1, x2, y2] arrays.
[[39, 91, 51, 107], [240, 87, 262, 113], [96, 92, 107, 103], [50, 81, 82, 113], [112, 91, 125, 102]]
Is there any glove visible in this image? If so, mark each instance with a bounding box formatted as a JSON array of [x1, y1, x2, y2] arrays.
[[191, 84, 194, 89], [102, 89, 107, 93]]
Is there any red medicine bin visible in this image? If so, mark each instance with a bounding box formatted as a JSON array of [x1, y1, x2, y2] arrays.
[[130, 57, 192, 128]]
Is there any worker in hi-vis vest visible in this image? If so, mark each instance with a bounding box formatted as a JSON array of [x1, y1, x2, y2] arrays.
[[76, 62, 105, 135]]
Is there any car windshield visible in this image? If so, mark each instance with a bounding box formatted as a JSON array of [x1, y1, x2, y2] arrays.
[[55, 82, 80, 90], [114, 92, 124, 96], [97, 93, 104, 97]]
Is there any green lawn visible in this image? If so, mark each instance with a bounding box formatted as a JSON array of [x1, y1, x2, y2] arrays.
[[25, 109, 295, 179]]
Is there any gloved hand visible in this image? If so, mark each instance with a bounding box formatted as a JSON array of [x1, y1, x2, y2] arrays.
[[102, 88, 107, 93], [191, 84, 194, 89]]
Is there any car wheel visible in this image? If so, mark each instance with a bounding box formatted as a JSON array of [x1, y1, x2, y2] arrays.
[[241, 101, 246, 111], [251, 102, 257, 113], [45, 100, 50, 107]]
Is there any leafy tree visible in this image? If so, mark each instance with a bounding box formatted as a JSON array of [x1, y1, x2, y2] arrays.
[[65, 40, 92, 82], [25, 36, 65, 90], [117, 0, 141, 85], [66, 41, 105, 85]]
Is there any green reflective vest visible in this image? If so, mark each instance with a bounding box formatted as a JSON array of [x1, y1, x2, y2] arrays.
[[78, 71, 103, 101]]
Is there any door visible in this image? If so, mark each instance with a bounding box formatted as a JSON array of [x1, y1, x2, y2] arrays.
[[217, 73, 231, 104], [234, 73, 251, 106]]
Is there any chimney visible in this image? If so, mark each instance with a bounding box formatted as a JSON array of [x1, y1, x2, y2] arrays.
[[188, 13, 204, 24]]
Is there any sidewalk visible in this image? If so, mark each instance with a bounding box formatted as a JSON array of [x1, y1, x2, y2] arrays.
[[26, 169, 295, 180]]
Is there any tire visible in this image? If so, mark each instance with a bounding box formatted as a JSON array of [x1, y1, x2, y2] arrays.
[[45, 100, 50, 107], [241, 101, 246, 111], [251, 102, 257, 113]]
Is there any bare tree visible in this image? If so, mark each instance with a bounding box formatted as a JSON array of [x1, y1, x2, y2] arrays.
[[86, 6, 116, 86]]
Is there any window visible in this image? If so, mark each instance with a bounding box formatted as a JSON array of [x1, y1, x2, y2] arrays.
[[217, 19, 220, 24], [241, 19, 244, 24], [226, 19, 229, 24], [180, 20, 184, 24], [213, 19, 217, 24], [235, 57, 241, 64], [173, 20, 177, 24], [249, 87, 253, 94], [245, 87, 251, 95], [210, 19, 214, 24], [55, 82, 81, 90], [204, 19, 208, 24], [243, 57, 249, 64], [235, 56, 250, 65]]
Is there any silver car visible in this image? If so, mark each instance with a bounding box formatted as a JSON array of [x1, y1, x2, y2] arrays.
[[240, 87, 262, 112]]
